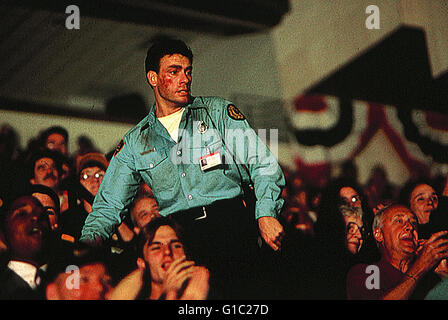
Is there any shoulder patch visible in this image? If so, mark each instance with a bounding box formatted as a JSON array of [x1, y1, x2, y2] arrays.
[[113, 139, 124, 157], [227, 104, 245, 121]]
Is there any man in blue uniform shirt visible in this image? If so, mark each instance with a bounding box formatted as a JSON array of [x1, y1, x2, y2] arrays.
[[81, 38, 285, 298]]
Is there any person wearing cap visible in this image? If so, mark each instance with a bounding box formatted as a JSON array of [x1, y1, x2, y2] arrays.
[[29, 184, 61, 232], [80, 38, 285, 299], [58, 152, 108, 243]]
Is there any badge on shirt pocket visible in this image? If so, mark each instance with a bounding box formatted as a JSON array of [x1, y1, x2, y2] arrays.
[[199, 151, 222, 171]]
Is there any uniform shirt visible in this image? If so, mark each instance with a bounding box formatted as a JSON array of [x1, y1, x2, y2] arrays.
[[81, 96, 285, 242]]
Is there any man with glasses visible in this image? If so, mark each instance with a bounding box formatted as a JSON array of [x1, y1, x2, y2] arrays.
[[341, 205, 365, 255], [59, 153, 108, 242]]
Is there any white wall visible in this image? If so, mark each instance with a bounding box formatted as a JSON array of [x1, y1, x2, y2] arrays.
[[1, 109, 133, 155]]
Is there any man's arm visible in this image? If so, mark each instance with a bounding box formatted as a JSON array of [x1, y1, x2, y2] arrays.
[[380, 275, 419, 300], [80, 137, 141, 242], [383, 231, 448, 299], [218, 100, 285, 250]]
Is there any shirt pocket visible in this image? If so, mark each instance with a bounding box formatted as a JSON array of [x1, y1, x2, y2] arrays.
[[135, 148, 177, 191], [188, 135, 224, 160]]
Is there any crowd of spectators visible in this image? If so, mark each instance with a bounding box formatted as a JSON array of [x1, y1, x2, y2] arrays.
[[0, 122, 447, 300]]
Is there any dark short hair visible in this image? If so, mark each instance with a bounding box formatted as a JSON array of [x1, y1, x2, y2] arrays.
[[144, 38, 193, 76], [4, 195, 42, 219], [40, 126, 69, 143], [2, 195, 44, 238], [45, 242, 110, 284], [28, 184, 61, 216], [398, 178, 437, 207], [129, 191, 157, 225], [28, 149, 63, 178], [137, 216, 185, 258]]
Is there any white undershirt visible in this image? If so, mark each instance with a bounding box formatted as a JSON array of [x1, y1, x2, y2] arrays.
[[157, 108, 185, 142]]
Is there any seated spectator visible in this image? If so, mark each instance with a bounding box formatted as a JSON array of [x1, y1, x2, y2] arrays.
[[28, 184, 60, 232], [39, 126, 72, 182], [39, 126, 69, 157], [346, 203, 448, 300], [0, 195, 52, 299], [316, 177, 379, 262], [59, 152, 108, 242], [28, 149, 63, 192], [45, 242, 113, 300], [113, 188, 160, 244], [105, 188, 161, 288], [306, 203, 368, 299], [135, 217, 210, 300], [129, 192, 160, 235], [75, 152, 108, 211], [341, 205, 365, 255], [399, 177, 447, 239]]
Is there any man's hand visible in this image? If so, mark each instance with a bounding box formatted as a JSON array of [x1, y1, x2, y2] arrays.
[[180, 266, 210, 300], [410, 231, 448, 278], [162, 258, 195, 299], [258, 216, 285, 251]]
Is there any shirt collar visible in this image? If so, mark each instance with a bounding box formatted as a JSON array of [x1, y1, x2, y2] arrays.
[[141, 97, 206, 133], [7, 260, 40, 289]]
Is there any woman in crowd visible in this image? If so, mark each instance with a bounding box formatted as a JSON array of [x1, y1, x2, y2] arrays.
[[303, 177, 379, 299], [399, 176, 448, 239]]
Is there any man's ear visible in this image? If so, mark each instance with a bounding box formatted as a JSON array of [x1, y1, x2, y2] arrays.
[[147, 71, 158, 87], [373, 227, 383, 244], [136, 257, 146, 270]]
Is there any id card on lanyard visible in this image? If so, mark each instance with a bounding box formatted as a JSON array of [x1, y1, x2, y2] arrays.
[[199, 151, 222, 171]]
